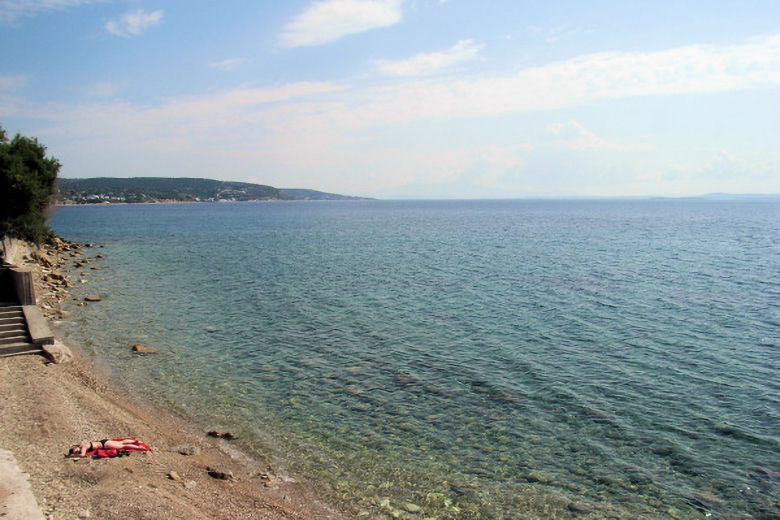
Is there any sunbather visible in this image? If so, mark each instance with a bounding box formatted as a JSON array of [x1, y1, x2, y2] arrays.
[[68, 437, 150, 458]]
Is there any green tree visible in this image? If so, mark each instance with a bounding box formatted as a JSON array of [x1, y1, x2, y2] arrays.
[[0, 125, 61, 243]]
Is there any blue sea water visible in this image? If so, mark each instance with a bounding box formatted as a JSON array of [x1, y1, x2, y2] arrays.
[[51, 199, 779, 519]]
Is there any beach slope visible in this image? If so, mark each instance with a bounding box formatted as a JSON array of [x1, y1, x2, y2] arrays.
[[0, 241, 346, 520]]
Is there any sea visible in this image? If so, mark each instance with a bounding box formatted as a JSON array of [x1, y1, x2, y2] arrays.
[[50, 199, 779, 520]]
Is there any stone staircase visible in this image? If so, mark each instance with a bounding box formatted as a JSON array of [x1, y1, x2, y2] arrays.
[[0, 304, 41, 357]]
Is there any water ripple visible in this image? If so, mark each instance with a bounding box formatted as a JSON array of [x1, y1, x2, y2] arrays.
[[52, 199, 780, 519]]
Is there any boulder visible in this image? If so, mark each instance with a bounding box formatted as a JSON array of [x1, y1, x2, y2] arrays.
[[31, 250, 54, 267], [84, 295, 102, 302], [43, 341, 73, 364], [48, 271, 66, 282]]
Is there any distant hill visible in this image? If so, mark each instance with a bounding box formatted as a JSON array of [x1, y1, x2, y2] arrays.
[[57, 177, 367, 204], [280, 188, 369, 201]]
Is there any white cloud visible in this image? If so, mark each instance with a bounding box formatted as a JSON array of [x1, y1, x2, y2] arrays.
[[326, 34, 780, 129], [209, 58, 246, 72], [0, 73, 28, 91], [527, 23, 585, 44], [86, 81, 119, 97], [278, 0, 402, 48], [105, 9, 163, 37], [11, 34, 780, 196], [0, 0, 101, 23], [374, 39, 484, 76], [545, 120, 649, 151]]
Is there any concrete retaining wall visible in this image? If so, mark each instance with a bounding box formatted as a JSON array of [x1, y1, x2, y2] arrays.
[[9, 268, 36, 306]]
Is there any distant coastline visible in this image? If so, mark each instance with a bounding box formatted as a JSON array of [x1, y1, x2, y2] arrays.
[[57, 177, 371, 204]]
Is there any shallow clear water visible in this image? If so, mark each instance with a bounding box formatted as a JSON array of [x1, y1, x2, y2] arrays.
[[51, 199, 779, 519]]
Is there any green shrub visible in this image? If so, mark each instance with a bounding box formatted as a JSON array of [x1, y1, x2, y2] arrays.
[[0, 125, 61, 244]]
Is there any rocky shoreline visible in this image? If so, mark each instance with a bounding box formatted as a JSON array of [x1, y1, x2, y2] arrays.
[[0, 238, 348, 520]]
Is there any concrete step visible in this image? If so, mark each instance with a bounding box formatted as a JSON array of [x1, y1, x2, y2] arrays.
[[0, 329, 28, 340], [0, 303, 33, 348], [0, 314, 25, 322], [0, 334, 29, 345], [0, 318, 26, 329], [0, 342, 41, 357]]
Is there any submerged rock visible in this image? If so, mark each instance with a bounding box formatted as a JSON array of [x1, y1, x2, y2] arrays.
[[567, 501, 592, 514], [84, 295, 102, 302], [524, 471, 554, 484], [132, 344, 157, 354]]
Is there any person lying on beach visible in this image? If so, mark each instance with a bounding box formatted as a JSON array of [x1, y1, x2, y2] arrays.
[[68, 437, 150, 458]]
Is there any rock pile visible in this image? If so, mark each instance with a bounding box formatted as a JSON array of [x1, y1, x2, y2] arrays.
[[20, 237, 102, 321]]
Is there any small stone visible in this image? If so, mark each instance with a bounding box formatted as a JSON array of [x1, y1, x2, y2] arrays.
[[132, 344, 157, 354], [404, 502, 421, 513], [207, 430, 236, 439], [183, 480, 197, 489], [172, 445, 200, 456], [207, 467, 235, 481], [168, 471, 182, 481], [78, 510, 91, 519], [255, 471, 276, 487], [84, 295, 102, 302]]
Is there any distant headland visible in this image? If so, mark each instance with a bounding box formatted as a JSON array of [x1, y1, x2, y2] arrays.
[[57, 177, 371, 204]]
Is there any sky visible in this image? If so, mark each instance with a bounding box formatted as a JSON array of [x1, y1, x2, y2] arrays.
[[1, 0, 779, 199]]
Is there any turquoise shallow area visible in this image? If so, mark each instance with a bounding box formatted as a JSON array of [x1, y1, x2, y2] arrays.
[[51, 199, 779, 519]]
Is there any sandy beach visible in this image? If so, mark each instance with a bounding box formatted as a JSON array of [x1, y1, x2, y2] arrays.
[[0, 240, 348, 520]]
